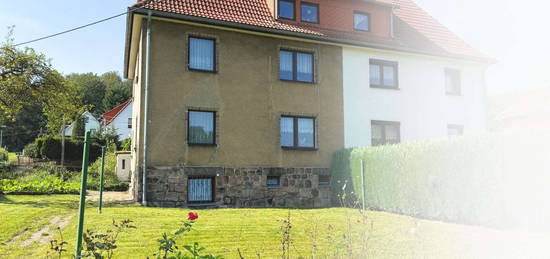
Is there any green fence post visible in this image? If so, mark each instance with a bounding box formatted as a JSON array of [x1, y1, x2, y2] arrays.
[[75, 131, 91, 258], [98, 146, 106, 214]]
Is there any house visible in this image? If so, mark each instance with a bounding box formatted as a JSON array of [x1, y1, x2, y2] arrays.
[[102, 99, 133, 140], [489, 88, 550, 132], [64, 111, 101, 136], [124, 0, 491, 207]]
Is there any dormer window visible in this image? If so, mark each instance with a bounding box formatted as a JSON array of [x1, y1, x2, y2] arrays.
[[278, 0, 295, 20], [354, 11, 370, 31], [301, 2, 319, 23]]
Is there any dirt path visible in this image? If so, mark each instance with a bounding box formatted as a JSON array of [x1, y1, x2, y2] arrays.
[[6, 215, 73, 247], [86, 191, 135, 204]]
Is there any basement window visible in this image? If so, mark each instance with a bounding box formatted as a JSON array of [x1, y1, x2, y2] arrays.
[[278, 0, 295, 20], [447, 124, 464, 137], [319, 175, 330, 186], [267, 176, 281, 188]]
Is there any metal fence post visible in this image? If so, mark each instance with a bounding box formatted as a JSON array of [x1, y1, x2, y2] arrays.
[[360, 159, 365, 211], [75, 131, 91, 258], [98, 146, 106, 214]]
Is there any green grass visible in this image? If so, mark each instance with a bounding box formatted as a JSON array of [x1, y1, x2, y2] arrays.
[[2, 195, 550, 258]]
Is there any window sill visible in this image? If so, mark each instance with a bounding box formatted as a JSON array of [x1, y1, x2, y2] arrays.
[[267, 186, 281, 189], [301, 20, 319, 24], [188, 67, 217, 73], [280, 78, 315, 84], [282, 146, 318, 151], [188, 143, 217, 147], [319, 184, 331, 188], [354, 28, 370, 32], [277, 17, 296, 21], [446, 93, 462, 97], [370, 85, 400, 90]]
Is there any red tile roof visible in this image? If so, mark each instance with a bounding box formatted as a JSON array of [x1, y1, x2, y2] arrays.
[[133, 0, 489, 61], [102, 99, 132, 125]]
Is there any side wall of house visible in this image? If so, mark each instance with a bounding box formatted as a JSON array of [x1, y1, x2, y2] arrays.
[[131, 19, 344, 207], [145, 20, 344, 168], [343, 47, 487, 147], [107, 102, 133, 141]]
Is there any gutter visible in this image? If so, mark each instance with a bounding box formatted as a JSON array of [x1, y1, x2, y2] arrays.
[[142, 10, 152, 206], [128, 8, 494, 64]]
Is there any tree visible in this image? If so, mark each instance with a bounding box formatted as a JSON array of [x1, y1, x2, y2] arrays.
[[0, 28, 83, 138], [100, 71, 132, 113], [66, 73, 106, 114], [1, 104, 46, 151], [0, 30, 67, 124], [102, 84, 131, 113]]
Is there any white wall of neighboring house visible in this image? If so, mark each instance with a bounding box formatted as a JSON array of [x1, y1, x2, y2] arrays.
[[106, 101, 133, 141], [343, 47, 488, 148], [64, 112, 101, 136]]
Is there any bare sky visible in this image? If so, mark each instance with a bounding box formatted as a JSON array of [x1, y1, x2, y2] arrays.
[[415, 0, 550, 95], [1, 0, 548, 95]]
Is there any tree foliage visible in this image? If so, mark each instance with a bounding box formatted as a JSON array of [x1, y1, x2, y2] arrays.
[[66, 73, 106, 114], [0, 29, 84, 138]]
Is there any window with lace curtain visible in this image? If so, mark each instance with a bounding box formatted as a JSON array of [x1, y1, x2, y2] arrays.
[[188, 37, 215, 72], [187, 110, 216, 145], [371, 120, 400, 146], [280, 116, 316, 149], [279, 49, 314, 83]]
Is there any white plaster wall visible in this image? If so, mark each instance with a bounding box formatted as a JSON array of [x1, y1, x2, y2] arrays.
[[116, 153, 132, 182], [343, 47, 488, 148], [107, 102, 133, 141]]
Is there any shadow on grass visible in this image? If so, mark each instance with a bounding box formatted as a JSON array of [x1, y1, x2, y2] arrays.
[[0, 194, 80, 209]]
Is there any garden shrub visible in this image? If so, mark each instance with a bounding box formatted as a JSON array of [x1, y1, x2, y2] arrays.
[[331, 131, 550, 228], [23, 142, 39, 158], [120, 138, 131, 151], [0, 147, 8, 162], [35, 136, 102, 162]]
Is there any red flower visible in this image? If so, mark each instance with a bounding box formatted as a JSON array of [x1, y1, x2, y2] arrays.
[[187, 212, 199, 221]]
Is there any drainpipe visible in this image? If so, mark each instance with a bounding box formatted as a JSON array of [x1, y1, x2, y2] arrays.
[[142, 10, 152, 206], [390, 6, 395, 38]]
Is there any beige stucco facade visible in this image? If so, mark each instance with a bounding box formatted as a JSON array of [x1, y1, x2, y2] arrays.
[[130, 19, 344, 170]]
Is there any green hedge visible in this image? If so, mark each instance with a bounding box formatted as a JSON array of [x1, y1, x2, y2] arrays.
[[34, 136, 102, 162], [331, 132, 550, 227]]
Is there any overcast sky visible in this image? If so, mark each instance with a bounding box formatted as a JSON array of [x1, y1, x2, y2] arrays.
[[1, 0, 548, 96]]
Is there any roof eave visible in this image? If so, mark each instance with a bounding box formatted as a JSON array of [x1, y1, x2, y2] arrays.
[[132, 8, 494, 64], [123, 8, 135, 79]]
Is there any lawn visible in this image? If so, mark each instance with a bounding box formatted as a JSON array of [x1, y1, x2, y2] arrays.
[[1, 195, 550, 258]]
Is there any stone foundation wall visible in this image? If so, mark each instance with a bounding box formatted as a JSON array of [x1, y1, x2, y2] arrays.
[[131, 166, 331, 208]]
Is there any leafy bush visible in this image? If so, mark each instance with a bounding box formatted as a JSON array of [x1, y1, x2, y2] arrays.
[[0, 178, 79, 194], [120, 138, 131, 151], [23, 142, 39, 158], [85, 151, 128, 191], [0, 147, 8, 162], [332, 132, 550, 228], [35, 136, 102, 162]]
